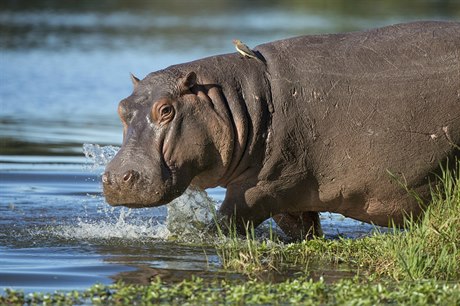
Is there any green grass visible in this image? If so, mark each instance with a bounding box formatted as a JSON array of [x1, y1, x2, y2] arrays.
[[394, 161, 460, 280], [2, 277, 459, 305], [214, 219, 290, 275]]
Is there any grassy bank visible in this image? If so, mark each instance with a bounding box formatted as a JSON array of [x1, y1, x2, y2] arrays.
[[2, 161, 459, 304], [217, 160, 460, 282]]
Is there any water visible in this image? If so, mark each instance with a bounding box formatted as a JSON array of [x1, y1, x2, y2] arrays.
[[0, 147, 228, 293], [1, 0, 459, 293]]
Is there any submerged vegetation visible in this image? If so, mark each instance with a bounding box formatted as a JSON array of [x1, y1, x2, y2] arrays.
[[2, 160, 459, 304]]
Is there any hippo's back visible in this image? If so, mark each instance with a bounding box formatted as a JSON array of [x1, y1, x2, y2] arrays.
[[256, 21, 460, 222], [258, 21, 460, 77]]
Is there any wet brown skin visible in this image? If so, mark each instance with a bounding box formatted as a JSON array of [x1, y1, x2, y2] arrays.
[[103, 21, 460, 240]]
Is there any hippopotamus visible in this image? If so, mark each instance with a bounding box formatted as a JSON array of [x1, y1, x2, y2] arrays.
[[102, 21, 460, 240]]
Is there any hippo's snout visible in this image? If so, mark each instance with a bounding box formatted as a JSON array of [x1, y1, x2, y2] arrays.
[[101, 159, 181, 208], [102, 167, 162, 208], [102, 169, 147, 207]]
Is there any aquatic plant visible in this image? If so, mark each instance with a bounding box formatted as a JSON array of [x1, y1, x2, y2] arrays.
[[2, 277, 459, 305]]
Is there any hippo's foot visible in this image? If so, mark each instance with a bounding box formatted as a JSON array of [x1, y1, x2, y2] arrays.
[[204, 213, 228, 237], [204, 212, 244, 238], [273, 211, 323, 241], [205, 211, 267, 239]]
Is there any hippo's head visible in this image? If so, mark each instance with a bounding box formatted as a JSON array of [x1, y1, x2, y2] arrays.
[[102, 69, 233, 208]]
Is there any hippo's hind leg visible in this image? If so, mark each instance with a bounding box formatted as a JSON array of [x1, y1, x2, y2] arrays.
[[273, 211, 323, 241]]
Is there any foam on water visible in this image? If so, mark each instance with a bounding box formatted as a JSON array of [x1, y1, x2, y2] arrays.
[[52, 144, 218, 242]]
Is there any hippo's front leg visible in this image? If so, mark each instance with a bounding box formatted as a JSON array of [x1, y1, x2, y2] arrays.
[[272, 212, 323, 241], [218, 181, 275, 234], [218, 182, 323, 241]]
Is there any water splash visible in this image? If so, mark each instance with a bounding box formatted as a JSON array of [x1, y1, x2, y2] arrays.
[[56, 207, 171, 241], [166, 187, 216, 240], [55, 143, 218, 242], [82, 143, 120, 170]]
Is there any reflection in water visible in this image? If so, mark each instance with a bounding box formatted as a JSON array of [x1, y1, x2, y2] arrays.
[[0, 247, 134, 292], [97, 243, 225, 285]]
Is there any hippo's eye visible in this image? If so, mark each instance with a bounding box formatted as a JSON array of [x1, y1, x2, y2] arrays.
[[152, 101, 175, 125], [160, 105, 172, 117]]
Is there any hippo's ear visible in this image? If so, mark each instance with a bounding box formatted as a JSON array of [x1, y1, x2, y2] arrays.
[[130, 73, 140, 89], [179, 71, 197, 94]]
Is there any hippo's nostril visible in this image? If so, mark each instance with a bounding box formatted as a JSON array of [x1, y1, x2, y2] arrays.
[[123, 172, 132, 182], [122, 170, 138, 183]]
